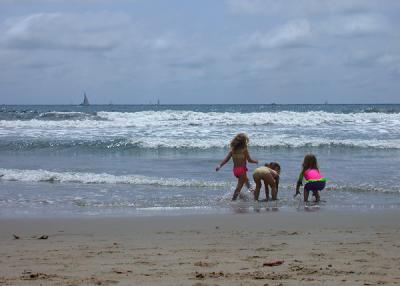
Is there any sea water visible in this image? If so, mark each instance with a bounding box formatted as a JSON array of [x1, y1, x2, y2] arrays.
[[0, 104, 399, 217]]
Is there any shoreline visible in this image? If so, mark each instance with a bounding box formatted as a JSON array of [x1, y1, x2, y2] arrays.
[[1, 207, 400, 226], [1, 210, 399, 285], [2, 202, 400, 219], [1, 209, 400, 235]]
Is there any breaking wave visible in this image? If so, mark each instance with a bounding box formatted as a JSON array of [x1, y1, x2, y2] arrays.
[[0, 168, 398, 194], [1, 110, 399, 150], [0, 168, 229, 188], [0, 137, 399, 151], [1, 110, 399, 127]]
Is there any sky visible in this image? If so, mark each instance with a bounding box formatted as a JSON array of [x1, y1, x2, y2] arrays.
[[0, 0, 399, 104]]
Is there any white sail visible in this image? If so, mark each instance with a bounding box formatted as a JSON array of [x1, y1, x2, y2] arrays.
[[80, 92, 90, 106]]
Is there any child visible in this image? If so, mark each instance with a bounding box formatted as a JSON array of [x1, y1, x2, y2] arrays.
[[252, 162, 280, 201], [216, 133, 258, 200], [295, 154, 326, 202]]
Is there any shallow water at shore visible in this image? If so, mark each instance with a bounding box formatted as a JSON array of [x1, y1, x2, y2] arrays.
[[0, 104, 399, 217]]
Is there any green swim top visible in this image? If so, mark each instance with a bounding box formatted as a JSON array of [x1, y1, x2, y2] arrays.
[[298, 169, 327, 184]]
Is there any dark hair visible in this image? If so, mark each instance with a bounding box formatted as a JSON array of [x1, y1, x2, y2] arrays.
[[265, 162, 281, 173], [265, 161, 280, 189], [302, 154, 319, 172], [230, 133, 249, 152]]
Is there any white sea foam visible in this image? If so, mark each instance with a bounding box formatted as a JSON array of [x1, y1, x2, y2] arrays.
[[1, 136, 399, 149], [120, 137, 400, 149], [0, 168, 229, 188], [0, 110, 399, 128], [1, 168, 398, 195], [0, 111, 399, 149]]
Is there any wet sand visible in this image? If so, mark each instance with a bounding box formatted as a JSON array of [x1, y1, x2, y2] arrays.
[[0, 210, 399, 285]]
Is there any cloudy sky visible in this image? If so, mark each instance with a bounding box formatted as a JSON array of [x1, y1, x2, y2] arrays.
[[0, 0, 399, 104]]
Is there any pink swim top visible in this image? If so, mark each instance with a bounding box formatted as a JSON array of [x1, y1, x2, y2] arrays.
[[303, 169, 323, 181]]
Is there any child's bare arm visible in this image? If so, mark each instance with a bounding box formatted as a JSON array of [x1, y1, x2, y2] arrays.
[[270, 169, 279, 178], [295, 181, 301, 195], [246, 150, 258, 164], [295, 171, 303, 196], [216, 151, 232, 171]]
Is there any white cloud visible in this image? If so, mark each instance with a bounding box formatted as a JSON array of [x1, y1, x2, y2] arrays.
[[243, 19, 312, 49], [1, 0, 132, 3], [227, 0, 268, 14], [376, 54, 400, 66], [226, 0, 399, 16], [325, 14, 388, 37], [0, 1, 399, 103], [143, 33, 182, 52]]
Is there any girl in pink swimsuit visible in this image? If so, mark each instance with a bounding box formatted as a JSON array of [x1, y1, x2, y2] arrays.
[[216, 133, 258, 200], [295, 154, 326, 202]]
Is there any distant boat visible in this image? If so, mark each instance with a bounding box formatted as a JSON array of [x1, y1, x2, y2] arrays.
[[80, 92, 90, 106], [157, 99, 160, 105]]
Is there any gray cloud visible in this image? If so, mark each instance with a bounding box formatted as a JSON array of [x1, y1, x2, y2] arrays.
[[167, 55, 215, 70], [0, 1, 399, 104], [2, 12, 130, 51], [346, 50, 400, 74]]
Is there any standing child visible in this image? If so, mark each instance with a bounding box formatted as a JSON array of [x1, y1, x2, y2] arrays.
[[295, 154, 326, 202], [253, 162, 280, 201], [216, 133, 258, 200]]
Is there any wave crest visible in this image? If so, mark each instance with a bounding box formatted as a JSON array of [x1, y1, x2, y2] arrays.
[[1, 110, 399, 127], [1, 137, 399, 151], [0, 168, 228, 188], [38, 111, 104, 121], [0, 168, 398, 194]]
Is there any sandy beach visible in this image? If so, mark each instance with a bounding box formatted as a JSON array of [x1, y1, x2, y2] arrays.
[[0, 210, 399, 286]]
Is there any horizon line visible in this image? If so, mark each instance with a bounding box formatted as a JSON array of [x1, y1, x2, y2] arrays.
[[1, 103, 400, 106]]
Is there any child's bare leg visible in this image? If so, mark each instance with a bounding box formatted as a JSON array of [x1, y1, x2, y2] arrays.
[[264, 186, 270, 201], [313, 191, 320, 202], [303, 189, 310, 202], [245, 178, 250, 188], [245, 178, 253, 191], [253, 175, 262, 201], [232, 173, 247, 201], [263, 173, 277, 200]]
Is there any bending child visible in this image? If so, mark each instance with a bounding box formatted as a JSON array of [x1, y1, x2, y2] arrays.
[[295, 154, 326, 202], [252, 162, 280, 201], [216, 133, 258, 200]]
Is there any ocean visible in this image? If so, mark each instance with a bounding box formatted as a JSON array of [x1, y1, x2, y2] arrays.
[[0, 104, 399, 217]]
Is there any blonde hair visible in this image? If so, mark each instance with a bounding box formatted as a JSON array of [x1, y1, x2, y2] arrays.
[[230, 133, 249, 152]]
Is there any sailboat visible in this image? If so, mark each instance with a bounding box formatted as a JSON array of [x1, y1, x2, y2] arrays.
[[80, 92, 90, 106]]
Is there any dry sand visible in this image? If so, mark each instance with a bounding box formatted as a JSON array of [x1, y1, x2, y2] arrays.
[[0, 210, 399, 286]]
